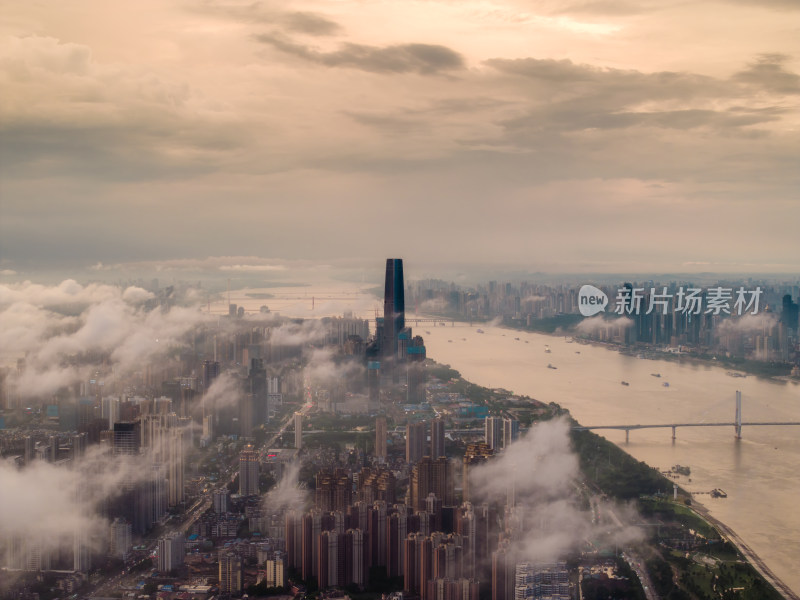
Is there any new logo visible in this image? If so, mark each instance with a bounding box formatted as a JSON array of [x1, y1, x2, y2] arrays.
[[579, 285, 608, 317]]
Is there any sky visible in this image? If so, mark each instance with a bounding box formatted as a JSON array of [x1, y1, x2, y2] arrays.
[[1, 0, 798, 277]]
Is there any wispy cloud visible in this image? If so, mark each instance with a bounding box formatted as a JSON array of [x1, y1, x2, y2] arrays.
[[255, 33, 465, 74]]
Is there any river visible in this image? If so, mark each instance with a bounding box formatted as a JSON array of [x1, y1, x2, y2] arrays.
[[420, 322, 800, 596], [218, 285, 800, 595]]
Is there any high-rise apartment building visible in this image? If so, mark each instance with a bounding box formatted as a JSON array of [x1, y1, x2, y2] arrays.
[[406, 421, 426, 463], [502, 418, 519, 450], [213, 489, 230, 513], [157, 533, 185, 573], [375, 416, 388, 460], [358, 467, 396, 505], [295, 412, 303, 449], [239, 445, 260, 496], [167, 428, 184, 506], [315, 469, 352, 512], [264, 551, 286, 588], [410, 456, 454, 510], [484, 417, 503, 451], [430, 417, 445, 458], [219, 551, 243, 595], [109, 518, 132, 560], [463, 443, 493, 502], [514, 562, 570, 600], [492, 541, 514, 600]]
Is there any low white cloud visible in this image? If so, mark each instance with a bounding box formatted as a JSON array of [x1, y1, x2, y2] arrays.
[[574, 315, 633, 335], [0, 280, 210, 397], [304, 347, 365, 385], [121, 286, 155, 303], [262, 460, 308, 513], [718, 312, 777, 333], [469, 418, 643, 563]]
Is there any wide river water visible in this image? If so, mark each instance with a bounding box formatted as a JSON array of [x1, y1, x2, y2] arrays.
[[220, 284, 800, 595], [421, 322, 800, 596]]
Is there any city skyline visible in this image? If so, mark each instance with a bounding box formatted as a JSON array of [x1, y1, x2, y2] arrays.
[[1, 1, 799, 274], [0, 258, 797, 598]]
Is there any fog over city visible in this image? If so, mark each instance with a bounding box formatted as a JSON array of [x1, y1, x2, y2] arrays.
[[2, 1, 799, 599]]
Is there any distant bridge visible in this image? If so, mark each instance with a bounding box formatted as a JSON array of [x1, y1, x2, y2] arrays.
[[405, 317, 455, 326], [573, 391, 800, 442]]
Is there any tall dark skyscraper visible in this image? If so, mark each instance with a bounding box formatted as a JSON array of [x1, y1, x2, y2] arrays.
[[781, 294, 798, 333], [113, 421, 140, 456], [382, 258, 405, 359]]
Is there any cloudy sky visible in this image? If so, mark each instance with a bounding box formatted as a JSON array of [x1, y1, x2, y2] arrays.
[[1, 0, 798, 276]]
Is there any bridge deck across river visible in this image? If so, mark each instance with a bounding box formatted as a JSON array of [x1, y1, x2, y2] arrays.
[[573, 421, 800, 442]]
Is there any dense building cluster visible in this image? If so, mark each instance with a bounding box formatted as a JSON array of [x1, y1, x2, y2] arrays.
[[409, 279, 800, 365]]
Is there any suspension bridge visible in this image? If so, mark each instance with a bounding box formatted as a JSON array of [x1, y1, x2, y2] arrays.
[[573, 391, 800, 442]]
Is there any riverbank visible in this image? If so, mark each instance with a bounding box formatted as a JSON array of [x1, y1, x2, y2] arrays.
[[420, 322, 800, 597], [433, 360, 791, 599], [423, 313, 799, 383], [551, 335, 795, 384], [570, 335, 799, 383], [689, 500, 800, 600]]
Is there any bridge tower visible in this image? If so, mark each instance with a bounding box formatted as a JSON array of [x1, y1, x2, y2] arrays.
[[734, 390, 742, 439]]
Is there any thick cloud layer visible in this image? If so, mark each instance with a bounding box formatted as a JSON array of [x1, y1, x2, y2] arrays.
[[1, 1, 798, 272], [0, 280, 210, 398]]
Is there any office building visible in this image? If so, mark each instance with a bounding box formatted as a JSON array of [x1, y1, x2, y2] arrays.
[[113, 421, 140, 456], [382, 258, 405, 360], [202, 360, 220, 390]]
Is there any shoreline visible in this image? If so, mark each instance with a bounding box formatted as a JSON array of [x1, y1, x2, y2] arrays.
[[689, 499, 800, 600], [432, 314, 799, 384], [421, 319, 798, 599], [537, 329, 798, 384]]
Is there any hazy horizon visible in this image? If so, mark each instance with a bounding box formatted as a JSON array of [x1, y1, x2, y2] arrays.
[[1, 257, 798, 291]]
